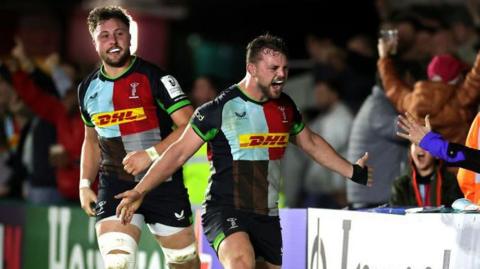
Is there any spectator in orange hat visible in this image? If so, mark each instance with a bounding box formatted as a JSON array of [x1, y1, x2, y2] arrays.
[[377, 38, 480, 145]]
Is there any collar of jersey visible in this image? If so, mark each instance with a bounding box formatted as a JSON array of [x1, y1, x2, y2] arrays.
[[100, 56, 137, 81], [235, 84, 267, 105]]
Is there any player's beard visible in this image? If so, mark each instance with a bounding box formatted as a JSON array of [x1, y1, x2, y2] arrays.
[[258, 80, 283, 100], [101, 48, 131, 68]]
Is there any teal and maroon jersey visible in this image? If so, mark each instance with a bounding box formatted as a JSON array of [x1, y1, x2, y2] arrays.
[[191, 85, 305, 216], [78, 56, 191, 183]]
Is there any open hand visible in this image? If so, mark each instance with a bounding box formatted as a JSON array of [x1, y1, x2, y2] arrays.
[[115, 190, 144, 225], [396, 112, 431, 145]]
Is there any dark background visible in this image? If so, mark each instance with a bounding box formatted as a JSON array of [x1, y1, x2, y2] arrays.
[[0, 0, 380, 84]]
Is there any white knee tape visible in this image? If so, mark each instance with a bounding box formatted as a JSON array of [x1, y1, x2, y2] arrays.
[[98, 232, 137, 269], [162, 243, 197, 264], [104, 253, 134, 269]]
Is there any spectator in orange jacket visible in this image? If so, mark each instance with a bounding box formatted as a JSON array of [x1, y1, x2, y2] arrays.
[[377, 38, 480, 145]]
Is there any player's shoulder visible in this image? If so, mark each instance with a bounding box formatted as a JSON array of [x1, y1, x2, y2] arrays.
[[135, 57, 172, 78], [195, 85, 239, 113], [212, 85, 242, 106], [277, 92, 298, 107], [77, 67, 101, 96], [279, 91, 295, 101], [135, 57, 183, 89]]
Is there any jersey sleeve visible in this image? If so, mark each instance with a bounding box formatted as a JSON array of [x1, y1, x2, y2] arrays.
[[190, 101, 221, 142], [77, 81, 94, 127], [153, 74, 191, 115]]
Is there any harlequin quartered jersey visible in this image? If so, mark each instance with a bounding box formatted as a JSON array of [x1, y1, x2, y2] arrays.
[[191, 85, 305, 216], [78, 56, 191, 182]]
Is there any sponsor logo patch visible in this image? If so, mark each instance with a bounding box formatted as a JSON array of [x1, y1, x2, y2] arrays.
[[174, 210, 185, 220], [234, 111, 247, 119], [239, 133, 289, 148], [129, 82, 140, 99], [226, 217, 239, 230], [92, 107, 146, 127], [278, 106, 288, 123], [160, 75, 184, 99]]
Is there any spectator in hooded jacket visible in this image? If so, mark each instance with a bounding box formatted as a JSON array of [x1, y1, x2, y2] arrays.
[[377, 38, 480, 145], [389, 141, 463, 207]]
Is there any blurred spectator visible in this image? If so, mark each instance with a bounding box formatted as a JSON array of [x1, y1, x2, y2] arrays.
[[431, 24, 456, 56], [283, 34, 328, 110], [381, 11, 431, 82], [284, 77, 352, 208], [450, 4, 480, 65], [0, 62, 32, 199], [8, 71, 83, 202], [300, 34, 375, 113], [189, 74, 220, 108], [0, 64, 14, 197], [346, 82, 409, 209], [346, 34, 376, 74], [5, 39, 79, 203], [396, 112, 480, 205], [284, 33, 376, 113], [43, 52, 78, 98], [377, 38, 480, 145], [375, 0, 394, 22], [183, 75, 220, 205], [389, 143, 462, 207]]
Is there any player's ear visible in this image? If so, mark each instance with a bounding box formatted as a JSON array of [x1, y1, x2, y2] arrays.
[[247, 63, 256, 76]]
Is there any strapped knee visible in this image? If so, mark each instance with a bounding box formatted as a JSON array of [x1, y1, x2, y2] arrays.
[[98, 232, 137, 269], [162, 243, 198, 264]]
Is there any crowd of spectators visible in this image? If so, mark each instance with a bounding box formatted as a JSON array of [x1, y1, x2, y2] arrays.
[[1, 1, 480, 209]]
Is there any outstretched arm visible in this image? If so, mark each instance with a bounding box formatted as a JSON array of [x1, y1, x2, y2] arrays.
[[10, 71, 67, 125], [397, 112, 480, 173], [293, 126, 371, 186], [377, 39, 413, 113], [115, 124, 204, 224], [122, 105, 194, 175]]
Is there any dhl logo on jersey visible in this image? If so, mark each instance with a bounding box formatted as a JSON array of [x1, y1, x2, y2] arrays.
[[92, 107, 146, 127], [239, 133, 289, 148]]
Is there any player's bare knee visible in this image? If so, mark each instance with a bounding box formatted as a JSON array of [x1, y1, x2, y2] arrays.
[[98, 232, 137, 269], [162, 243, 198, 265], [225, 255, 255, 269], [220, 251, 254, 269]]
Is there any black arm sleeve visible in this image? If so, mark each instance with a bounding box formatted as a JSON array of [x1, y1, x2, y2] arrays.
[[446, 143, 480, 173]]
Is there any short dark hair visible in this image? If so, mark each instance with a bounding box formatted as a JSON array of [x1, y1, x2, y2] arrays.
[[246, 34, 288, 64], [87, 6, 131, 35]]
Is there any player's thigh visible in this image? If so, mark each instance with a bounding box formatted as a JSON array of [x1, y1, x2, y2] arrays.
[[143, 189, 194, 248], [143, 189, 198, 266], [217, 231, 255, 263], [248, 214, 282, 266], [94, 178, 143, 254], [201, 207, 255, 267], [152, 224, 196, 249]]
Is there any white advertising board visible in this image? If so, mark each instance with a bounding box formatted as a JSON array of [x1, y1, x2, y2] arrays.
[[307, 209, 480, 269]]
